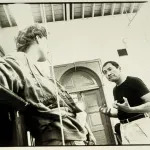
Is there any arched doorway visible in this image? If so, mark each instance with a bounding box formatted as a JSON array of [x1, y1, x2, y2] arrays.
[[59, 68, 114, 145]]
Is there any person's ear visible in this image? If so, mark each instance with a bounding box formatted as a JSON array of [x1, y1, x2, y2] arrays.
[[35, 36, 40, 44], [118, 66, 121, 71]]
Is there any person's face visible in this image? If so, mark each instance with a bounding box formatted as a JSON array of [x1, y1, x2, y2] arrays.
[[102, 63, 121, 82]]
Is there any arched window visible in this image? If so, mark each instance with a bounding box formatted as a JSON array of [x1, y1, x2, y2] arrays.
[[61, 70, 99, 93]]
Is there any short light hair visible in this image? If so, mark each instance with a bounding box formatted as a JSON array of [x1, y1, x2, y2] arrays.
[[16, 24, 47, 52]]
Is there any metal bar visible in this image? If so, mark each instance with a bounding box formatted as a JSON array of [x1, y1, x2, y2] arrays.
[[51, 4, 55, 22], [120, 3, 125, 14], [3, 5, 12, 27], [129, 3, 135, 13], [40, 4, 44, 23], [111, 3, 116, 15], [101, 3, 105, 16], [62, 3, 66, 20], [42, 4, 47, 23], [66, 3, 70, 21], [72, 3, 74, 19], [92, 3, 95, 17], [82, 3, 85, 18]]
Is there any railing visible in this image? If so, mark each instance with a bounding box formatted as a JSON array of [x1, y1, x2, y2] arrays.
[[0, 84, 34, 146]]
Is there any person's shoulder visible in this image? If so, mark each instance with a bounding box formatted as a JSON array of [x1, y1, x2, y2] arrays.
[[127, 76, 144, 84], [5, 52, 25, 60], [4, 52, 27, 65], [127, 76, 141, 80]]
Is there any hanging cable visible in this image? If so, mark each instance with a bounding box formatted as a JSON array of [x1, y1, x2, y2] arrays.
[[47, 55, 65, 146], [120, 2, 145, 50], [127, 3, 143, 27], [41, 4, 65, 145], [124, 3, 132, 22], [124, 3, 144, 27]]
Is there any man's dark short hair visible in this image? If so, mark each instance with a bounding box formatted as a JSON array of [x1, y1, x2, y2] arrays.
[[16, 24, 47, 52], [102, 61, 120, 73]]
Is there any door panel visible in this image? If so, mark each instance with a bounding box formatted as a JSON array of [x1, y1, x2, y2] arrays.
[[81, 90, 108, 145]]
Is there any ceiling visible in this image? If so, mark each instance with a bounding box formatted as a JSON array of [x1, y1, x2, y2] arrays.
[[0, 2, 147, 28]]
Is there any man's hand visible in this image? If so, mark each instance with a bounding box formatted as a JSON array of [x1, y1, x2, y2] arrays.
[[99, 104, 111, 116], [115, 97, 132, 113]]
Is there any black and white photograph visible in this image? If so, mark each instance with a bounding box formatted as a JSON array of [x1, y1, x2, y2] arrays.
[[0, 0, 150, 148]]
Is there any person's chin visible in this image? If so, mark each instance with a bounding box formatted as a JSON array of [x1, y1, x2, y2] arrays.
[[108, 78, 116, 82], [38, 57, 47, 62]]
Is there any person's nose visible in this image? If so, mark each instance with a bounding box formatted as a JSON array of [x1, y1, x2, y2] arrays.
[[107, 71, 112, 76]]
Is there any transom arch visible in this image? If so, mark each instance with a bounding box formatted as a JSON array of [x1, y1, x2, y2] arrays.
[[60, 67, 102, 93]]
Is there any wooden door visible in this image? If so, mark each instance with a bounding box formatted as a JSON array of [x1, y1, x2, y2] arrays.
[[59, 69, 115, 145], [80, 90, 108, 145]]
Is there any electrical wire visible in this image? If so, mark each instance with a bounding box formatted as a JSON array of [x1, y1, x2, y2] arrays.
[[123, 3, 144, 27], [121, 3, 145, 49], [127, 3, 144, 27]]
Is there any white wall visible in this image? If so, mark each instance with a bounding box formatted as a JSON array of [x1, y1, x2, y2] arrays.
[[0, 26, 18, 54], [0, 14, 129, 63], [116, 2, 150, 87]]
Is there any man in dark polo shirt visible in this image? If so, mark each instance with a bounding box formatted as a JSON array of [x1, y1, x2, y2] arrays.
[[99, 61, 150, 144]]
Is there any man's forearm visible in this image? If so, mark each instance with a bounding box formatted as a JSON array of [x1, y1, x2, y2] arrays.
[[99, 106, 118, 118], [129, 102, 150, 113], [109, 108, 118, 118]]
